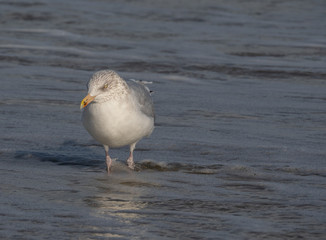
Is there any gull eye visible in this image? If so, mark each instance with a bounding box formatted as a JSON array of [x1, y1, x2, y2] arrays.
[[103, 83, 109, 89]]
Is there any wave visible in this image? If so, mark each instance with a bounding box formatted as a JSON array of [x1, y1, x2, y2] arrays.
[[12, 151, 326, 178], [13, 150, 223, 174]]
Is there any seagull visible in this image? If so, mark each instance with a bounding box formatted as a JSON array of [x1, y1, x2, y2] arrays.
[[80, 70, 154, 172]]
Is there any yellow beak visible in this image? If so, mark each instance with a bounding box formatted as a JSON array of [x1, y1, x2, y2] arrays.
[[80, 94, 95, 109]]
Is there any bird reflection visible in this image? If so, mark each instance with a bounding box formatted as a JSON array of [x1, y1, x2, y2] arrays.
[[84, 169, 159, 223]]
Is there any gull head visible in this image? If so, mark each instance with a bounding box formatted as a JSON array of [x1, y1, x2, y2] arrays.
[[80, 70, 127, 109]]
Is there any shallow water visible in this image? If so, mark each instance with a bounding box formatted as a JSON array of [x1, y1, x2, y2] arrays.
[[1, 0, 326, 239]]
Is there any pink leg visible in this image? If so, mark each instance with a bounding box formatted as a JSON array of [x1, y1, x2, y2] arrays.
[[104, 145, 112, 173], [127, 142, 136, 170]]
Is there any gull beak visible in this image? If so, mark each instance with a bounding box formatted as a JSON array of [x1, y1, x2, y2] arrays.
[[80, 94, 95, 109]]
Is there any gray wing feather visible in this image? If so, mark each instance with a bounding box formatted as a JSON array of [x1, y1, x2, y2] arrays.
[[127, 80, 154, 118]]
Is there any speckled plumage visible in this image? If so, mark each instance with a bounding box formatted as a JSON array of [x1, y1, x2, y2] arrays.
[[80, 70, 154, 172]]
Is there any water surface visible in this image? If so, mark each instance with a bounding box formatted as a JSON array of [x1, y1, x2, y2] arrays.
[[1, 0, 326, 239]]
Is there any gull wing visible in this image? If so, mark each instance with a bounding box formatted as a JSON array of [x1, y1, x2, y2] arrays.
[[127, 80, 154, 118]]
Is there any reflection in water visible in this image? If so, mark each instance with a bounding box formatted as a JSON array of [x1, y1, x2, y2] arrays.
[[85, 169, 154, 224], [1, 0, 325, 239]]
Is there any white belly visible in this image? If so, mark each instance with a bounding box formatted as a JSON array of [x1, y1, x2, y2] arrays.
[[82, 100, 154, 148]]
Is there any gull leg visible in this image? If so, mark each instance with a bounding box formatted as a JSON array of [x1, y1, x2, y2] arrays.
[[127, 142, 137, 170], [104, 145, 112, 173]]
